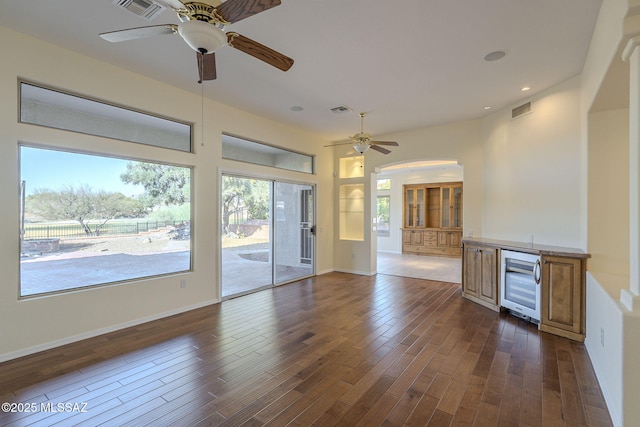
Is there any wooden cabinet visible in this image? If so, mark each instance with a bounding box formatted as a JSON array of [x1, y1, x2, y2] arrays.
[[461, 238, 589, 342], [403, 229, 423, 248], [539, 255, 586, 341], [462, 243, 500, 311], [402, 182, 462, 257]]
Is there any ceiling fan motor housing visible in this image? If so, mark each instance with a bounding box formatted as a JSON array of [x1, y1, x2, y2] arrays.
[[178, 19, 227, 53]]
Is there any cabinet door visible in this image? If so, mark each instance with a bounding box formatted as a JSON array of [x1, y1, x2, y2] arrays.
[[462, 245, 498, 306], [479, 248, 497, 302], [405, 188, 414, 227], [402, 230, 413, 245], [462, 246, 479, 297], [450, 231, 461, 248], [438, 231, 449, 246], [441, 187, 451, 228], [452, 186, 463, 228], [416, 188, 425, 227], [540, 256, 583, 336], [411, 230, 423, 245]]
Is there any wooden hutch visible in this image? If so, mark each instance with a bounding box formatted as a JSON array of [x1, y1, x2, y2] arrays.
[[402, 182, 463, 257]]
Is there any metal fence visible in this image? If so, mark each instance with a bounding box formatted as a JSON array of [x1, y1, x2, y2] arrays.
[[23, 220, 189, 240]]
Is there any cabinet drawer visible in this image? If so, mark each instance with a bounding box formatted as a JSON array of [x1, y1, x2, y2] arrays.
[[423, 230, 438, 244]]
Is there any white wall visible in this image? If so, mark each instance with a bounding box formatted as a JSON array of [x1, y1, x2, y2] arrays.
[[481, 76, 585, 248], [0, 27, 333, 360]]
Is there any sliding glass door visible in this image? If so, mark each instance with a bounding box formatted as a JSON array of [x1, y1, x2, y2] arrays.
[[274, 182, 314, 284], [221, 175, 315, 298]]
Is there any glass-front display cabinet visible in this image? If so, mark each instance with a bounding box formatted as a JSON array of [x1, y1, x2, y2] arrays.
[[402, 182, 463, 257]]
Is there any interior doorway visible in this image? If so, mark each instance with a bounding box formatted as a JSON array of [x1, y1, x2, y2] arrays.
[[221, 174, 315, 298], [375, 160, 464, 282]]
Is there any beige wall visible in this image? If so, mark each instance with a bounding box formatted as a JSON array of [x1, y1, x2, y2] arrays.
[[0, 27, 333, 360], [588, 108, 630, 279], [481, 76, 585, 248]]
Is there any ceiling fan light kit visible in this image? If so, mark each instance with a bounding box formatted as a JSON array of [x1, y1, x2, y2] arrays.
[[353, 143, 370, 154], [324, 112, 400, 155], [177, 19, 226, 53]]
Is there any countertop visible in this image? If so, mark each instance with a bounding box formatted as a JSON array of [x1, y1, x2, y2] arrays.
[[461, 237, 590, 259]]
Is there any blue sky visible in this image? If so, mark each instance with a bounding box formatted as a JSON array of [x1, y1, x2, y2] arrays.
[[20, 146, 143, 197]]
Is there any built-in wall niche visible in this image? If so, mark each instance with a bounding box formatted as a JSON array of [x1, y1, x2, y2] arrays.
[[339, 156, 364, 178], [339, 183, 364, 241]]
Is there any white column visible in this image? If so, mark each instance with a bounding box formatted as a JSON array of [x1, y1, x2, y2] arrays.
[[622, 37, 640, 311]]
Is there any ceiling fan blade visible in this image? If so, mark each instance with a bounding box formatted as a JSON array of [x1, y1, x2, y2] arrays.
[[324, 141, 355, 148], [216, 0, 281, 23], [196, 51, 217, 82], [370, 141, 399, 146], [153, 0, 186, 10], [370, 145, 392, 154], [227, 32, 294, 71], [99, 24, 177, 42]]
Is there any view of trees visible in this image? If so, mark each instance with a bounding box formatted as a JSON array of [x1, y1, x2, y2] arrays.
[[25, 161, 191, 236], [120, 162, 190, 206], [24, 156, 272, 239], [221, 176, 270, 234]]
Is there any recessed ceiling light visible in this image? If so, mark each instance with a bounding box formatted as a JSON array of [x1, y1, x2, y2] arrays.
[[521, 86, 531, 92], [291, 106, 304, 111], [483, 50, 506, 62]]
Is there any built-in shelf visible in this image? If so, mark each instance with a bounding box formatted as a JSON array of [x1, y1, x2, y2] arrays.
[[339, 157, 364, 179], [339, 183, 364, 241]]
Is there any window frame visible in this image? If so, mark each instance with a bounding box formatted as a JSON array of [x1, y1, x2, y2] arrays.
[[19, 80, 193, 153], [222, 133, 315, 174], [377, 194, 391, 237], [18, 143, 194, 299]]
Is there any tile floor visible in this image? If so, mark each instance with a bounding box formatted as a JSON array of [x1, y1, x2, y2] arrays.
[[376, 251, 462, 283]]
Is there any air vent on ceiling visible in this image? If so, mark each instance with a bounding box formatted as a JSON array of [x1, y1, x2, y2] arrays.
[[512, 101, 532, 119], [330, 105, 353, 114], [113, 0, 166, 21]]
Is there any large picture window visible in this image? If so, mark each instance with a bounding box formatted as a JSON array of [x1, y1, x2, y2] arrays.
[[19, 146, 192, 297]]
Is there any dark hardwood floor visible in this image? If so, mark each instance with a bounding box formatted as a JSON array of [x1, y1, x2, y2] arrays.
[[0, 272, 611, 426]]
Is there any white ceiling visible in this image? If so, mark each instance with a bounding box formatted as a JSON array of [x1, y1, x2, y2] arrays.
[[0, 0, 602, 142]]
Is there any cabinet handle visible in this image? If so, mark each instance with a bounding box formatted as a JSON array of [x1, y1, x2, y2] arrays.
[[534, 259, 541, 285]]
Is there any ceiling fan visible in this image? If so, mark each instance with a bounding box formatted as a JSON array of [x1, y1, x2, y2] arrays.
[[99, 0, 294, 83], [325, 112, 400, 154]]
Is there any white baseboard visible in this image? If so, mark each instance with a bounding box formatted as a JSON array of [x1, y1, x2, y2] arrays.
[[0, 298, 219, 364]]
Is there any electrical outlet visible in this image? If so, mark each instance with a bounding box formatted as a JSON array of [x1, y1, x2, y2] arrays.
[[180, 279, 187, 289], [600, 327, 605, 347]]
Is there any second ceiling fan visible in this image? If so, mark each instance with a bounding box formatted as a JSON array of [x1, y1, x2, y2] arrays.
[[326, 112, 400, 154], [100, 0, 294, 83]]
